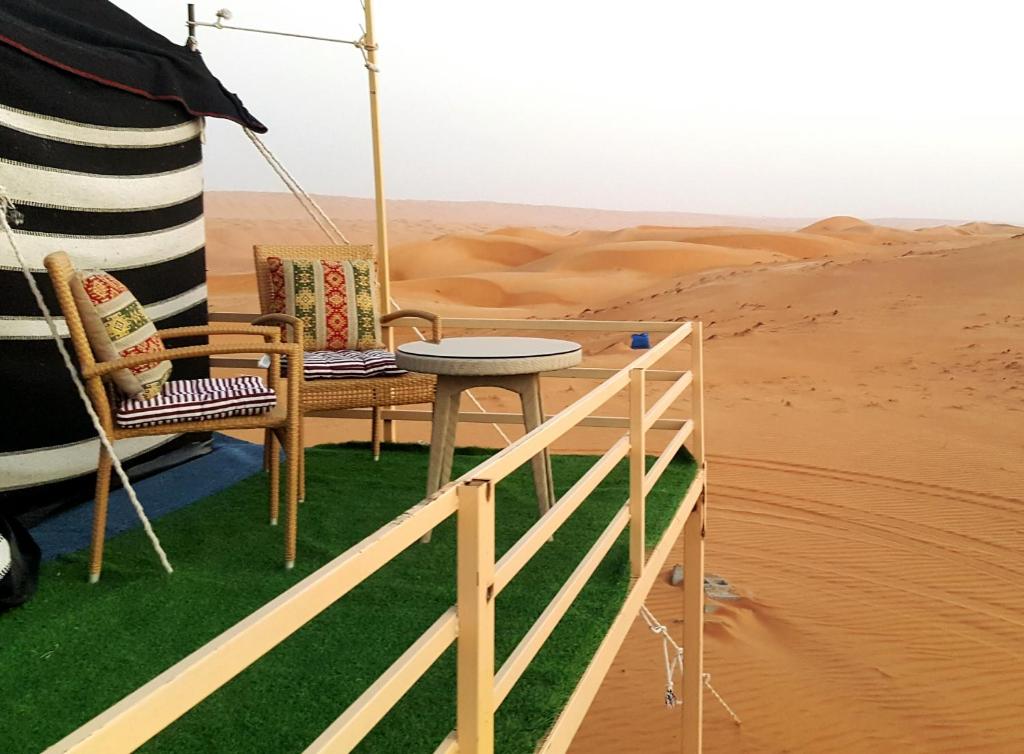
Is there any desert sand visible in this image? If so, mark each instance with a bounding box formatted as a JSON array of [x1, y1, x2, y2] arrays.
[[206, 192, 1024, 753]]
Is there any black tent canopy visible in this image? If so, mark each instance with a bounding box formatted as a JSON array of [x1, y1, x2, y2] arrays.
[[0, 0, 263, 518]]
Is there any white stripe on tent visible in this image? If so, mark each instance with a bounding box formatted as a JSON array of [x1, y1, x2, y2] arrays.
[[0, 217, 205, 272], [0, 160, 203, 211], [0, 103, 201, 148], [0, 435, 175, 491], [0, 283, 208, 339]]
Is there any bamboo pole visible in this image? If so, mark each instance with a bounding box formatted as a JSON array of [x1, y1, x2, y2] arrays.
[[628, 368, 646, 578], [362, 0, 389, 314], [456, 480, 496, 754], [361, 0, 398, 443]]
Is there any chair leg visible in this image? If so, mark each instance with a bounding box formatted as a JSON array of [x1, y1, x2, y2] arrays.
[[268, 430, 280, 526], [284, 423, 300, 570], [298, 434, 306, 503], [89, 446, 113, 584], [372, 406, 383, 461], [263, 428, 273, 472]]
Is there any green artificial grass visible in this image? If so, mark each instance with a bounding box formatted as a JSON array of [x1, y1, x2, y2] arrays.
[[1, 443, 696, 754]]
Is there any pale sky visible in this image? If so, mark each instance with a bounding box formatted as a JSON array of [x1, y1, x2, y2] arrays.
[[115, 1, 1023, 223]]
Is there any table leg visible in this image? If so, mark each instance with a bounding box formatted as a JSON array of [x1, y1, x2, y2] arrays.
[[440, 387, 462, 489], [426, 381, 453, 498], [423, 379, 461, 544], [519, 375, 554, 516]]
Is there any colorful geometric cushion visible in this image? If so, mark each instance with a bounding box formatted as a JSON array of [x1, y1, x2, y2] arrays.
[[115, 376, 276, 428], [266, 256, 383, 351], [301, 350, 406, 380], [70, 271, 171, 399]]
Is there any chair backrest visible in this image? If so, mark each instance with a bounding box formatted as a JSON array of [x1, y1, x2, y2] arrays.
[[252, 244, 377, 317], [42, 251, 112, 427]]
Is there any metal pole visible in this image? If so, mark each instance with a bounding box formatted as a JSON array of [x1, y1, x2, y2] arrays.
[[186, 4, 198, 50]]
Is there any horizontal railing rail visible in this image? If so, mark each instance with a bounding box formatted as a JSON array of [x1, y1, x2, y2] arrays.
[[48, 316, 706, 754]]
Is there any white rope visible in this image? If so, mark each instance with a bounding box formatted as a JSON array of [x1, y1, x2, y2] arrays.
[[242, 128, 512, 447], [639, 604, 741, 724], [0, 189, 173, 575], [387, 296, 513, 447], [243, 128, 351, 245]]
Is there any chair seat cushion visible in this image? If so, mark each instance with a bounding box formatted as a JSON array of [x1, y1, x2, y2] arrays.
[[116, 376, 277, 428], [302, 350, 407, 380]]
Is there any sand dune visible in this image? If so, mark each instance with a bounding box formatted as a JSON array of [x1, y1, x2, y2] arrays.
[[520, 239, 786, 275], [391, 233, 553, 280], [205, 192, 1024, 754]]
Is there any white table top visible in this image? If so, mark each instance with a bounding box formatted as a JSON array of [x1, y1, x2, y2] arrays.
[[396, 336, 582, 376]]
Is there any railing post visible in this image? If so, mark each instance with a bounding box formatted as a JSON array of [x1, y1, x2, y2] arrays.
[[691, 321, 705, 468], [682, 489, 705, 753], [457, 479, 496, 754], [684, 320, 706, 753], [629, 367, 646, 579]]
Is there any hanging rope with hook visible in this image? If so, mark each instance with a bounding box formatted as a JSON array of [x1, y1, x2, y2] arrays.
[[639, 605, 742, 724]]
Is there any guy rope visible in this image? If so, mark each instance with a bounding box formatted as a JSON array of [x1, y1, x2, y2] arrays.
[[1, 188, 172, 578], [639, 604, 741, 724]]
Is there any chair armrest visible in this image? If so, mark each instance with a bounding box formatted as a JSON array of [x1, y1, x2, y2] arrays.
[[252, 314, 304, 345], [380, 309, 443, 343], [83, 342, 301, 379], [157, 324, 282, 343]]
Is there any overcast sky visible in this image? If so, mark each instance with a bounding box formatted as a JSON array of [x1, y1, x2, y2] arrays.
[[115, 1, 1023, 222]]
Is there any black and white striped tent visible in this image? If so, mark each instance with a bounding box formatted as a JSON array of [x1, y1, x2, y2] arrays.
[[0, 0, 265, 518]]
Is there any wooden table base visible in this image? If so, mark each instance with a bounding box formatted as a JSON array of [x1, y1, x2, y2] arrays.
[[422, 373, 555, 543]]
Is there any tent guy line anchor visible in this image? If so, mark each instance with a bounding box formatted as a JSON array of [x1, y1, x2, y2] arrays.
[[639, 604, 742, 724], [0, 187, 173, 579]]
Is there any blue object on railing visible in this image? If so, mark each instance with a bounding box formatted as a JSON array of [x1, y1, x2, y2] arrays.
[[631, 332, 651, 349]]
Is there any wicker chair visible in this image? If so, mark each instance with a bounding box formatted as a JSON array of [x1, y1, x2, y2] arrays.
[[44, 251, 304, 582], [253, 244, 441, 485]]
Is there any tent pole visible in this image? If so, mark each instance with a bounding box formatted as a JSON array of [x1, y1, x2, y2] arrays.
[[363, 0, 389, 319], [362, 0, 398, 443], [186, 4, 198, 50]]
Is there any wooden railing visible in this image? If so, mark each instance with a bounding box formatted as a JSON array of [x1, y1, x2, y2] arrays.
[[45, 317, 707, 754]]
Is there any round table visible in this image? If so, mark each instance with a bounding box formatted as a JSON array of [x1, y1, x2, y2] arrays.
[[396, 336, 582, 538]]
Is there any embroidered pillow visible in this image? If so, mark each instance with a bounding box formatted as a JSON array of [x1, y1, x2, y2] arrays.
[[70, 271, 171, 400], [266, 256, 383, 351]]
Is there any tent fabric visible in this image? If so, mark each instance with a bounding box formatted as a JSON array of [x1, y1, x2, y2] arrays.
[[0, 0, 266, 132], [0, 50, 210, 510], [0, 3, 259, 514]]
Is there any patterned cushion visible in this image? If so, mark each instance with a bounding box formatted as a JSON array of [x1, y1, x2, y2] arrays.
[[266, 256, 383, 351], [116, 376, 276, 428], [302, 350, 406, 380], [70, 271, 171, 399]]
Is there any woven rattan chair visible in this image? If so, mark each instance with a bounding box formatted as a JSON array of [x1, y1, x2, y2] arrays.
[[44, 251, 304, 582], [253, 244, 441, 485]]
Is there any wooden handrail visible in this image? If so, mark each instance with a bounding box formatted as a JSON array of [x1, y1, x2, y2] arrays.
[[47, 315, 706, 754], [44, 484, 460, 754]]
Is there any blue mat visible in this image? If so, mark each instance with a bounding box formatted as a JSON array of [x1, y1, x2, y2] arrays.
[[30, 434, 264, 561]]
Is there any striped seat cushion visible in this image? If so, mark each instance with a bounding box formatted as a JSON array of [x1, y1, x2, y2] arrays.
[[301, 350, 406, 380], [116, 376, 276, 428]]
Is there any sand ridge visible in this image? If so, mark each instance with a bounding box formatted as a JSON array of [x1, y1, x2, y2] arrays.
[[205, 194, 1024, 753]]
